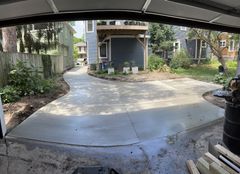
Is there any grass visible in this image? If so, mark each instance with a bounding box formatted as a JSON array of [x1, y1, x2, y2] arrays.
[[172, 59, 237, 82]]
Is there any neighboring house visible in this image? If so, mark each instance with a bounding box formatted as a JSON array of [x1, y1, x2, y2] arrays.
[[85, 20, 149, 70], [17, 22, 76, 68], [75, 42, 87, 59], [218, 32, 238, 59], [173, 26, 209, 59]]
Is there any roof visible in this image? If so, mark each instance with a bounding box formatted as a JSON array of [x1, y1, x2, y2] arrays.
[[0, 0, 240, 33], [75, 42, 87, 47]]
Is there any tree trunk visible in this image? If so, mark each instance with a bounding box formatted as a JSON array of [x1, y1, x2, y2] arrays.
[[236, 48, 240, 76], [218, 56, 229, 77], [198, 46, 202, 64], [2, 27, 17, 52]]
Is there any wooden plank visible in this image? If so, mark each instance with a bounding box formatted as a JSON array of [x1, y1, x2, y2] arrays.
[[210, 162, 230, 174], [215, 144, 240, 167], [196, 157, 211, 174], [186, 160, 200, 174], [204, 152, 238, 174]]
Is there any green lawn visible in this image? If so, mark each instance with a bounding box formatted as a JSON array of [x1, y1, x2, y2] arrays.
[[172, 60, 237, 83]]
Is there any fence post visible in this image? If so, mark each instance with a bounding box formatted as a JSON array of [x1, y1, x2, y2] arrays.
[[0, 97, 6, 139]]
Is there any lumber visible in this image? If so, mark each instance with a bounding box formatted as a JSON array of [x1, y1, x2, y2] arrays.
[[215, 145, 240, 167], [196, 157, 211, 174], [204, 152, 237, 174], [210, 162, 230, 174], [186, 160, 200, 174]]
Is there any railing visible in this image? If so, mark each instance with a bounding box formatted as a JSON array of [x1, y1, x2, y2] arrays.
[[97, 20, 147, 26]]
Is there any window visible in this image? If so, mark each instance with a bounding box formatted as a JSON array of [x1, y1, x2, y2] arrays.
[[86, 20, 94, 32], [219, 40, 226, 47], [180, 26, 187, 31], [99, 43, 107, 58], [173, 41, 180, 52], [229, 40, 235, 51], [201, 40, 207, 48]]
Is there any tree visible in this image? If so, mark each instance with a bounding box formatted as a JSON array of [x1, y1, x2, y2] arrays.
[[16, 22, 62, 54], [0, 29, 2, 51], [73, 46, 79, 60], [188, 28, 234, 76], [1, 27, 17, 52], [73, 36, 84, 44], [149, 23, 175, 59]]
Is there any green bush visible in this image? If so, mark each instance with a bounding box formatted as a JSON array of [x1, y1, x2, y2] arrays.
[[0, 61, 55, 103], [213, 73, 227, 84], [96, 70, 108, 74], [0, 86, 20, 103], [170, 50, 192, 69], [148, 54, 165, 71]]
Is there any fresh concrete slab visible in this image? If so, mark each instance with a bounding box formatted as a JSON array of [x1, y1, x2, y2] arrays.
[[7, 67, 224, 146]]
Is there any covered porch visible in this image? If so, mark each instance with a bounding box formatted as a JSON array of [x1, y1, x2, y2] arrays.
[[97, 22, 149, 70]]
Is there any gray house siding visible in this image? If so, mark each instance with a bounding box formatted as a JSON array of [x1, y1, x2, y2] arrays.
[[173, 26, 188, 50], [111, 38, 144, 69], [86, 21, 98, 65], [173, 26, 209, 58]]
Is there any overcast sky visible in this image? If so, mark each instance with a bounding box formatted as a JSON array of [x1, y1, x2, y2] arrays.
[[72, 21, 85, 40]]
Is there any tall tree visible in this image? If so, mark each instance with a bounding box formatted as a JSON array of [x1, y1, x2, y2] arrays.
[[16, 22, 62, 54], [2, 27, 17, 52], [188, 28, 233, 76], [149, 23, 175, 59], [0, 29, 2, 51]]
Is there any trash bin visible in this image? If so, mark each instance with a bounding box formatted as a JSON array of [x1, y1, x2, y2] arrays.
[[214, 76, 240, 154], [223, 102, 240, 154]]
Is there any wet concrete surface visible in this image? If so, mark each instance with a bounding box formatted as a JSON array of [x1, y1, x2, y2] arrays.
[[7, 67, 223, 146]]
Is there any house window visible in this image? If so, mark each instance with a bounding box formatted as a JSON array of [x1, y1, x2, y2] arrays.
[[201, 40, 207, 48], [99, 43, 107, 58], [86, 20, 94, 32], [219, 40, 226, 47], [229, 40, 235, 51], [180, 26, 187, 31], [173, 41, 180, 52]]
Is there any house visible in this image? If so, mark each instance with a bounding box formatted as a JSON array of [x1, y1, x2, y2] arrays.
[[172, 26, 209, 59], [85, 20, 149, 70], [17, 22, 76, 68], [75, 42, 87, 59], [218, 32, 238, 60]]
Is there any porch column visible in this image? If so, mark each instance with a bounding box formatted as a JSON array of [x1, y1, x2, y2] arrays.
[[0, 97, 6, 139], [144, 32, 148, 69]]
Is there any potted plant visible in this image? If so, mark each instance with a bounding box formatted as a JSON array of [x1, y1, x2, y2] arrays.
[[123, 61, 130, 74], [108, 61, 114, 74], [131, 60, 138, 74]]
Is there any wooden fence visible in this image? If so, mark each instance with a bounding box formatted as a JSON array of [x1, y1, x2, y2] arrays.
[[0, 52, 74, 87]]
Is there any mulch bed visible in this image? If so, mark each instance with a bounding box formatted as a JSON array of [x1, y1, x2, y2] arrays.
[[88, 70, 181, 82], [3, 77, 69, 132]]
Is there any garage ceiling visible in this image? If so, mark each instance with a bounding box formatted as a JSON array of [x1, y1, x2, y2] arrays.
[[1, 0, 240, 32]]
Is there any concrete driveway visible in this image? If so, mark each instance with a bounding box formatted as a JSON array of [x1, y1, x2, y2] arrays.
[[7, 67, 224, 146]]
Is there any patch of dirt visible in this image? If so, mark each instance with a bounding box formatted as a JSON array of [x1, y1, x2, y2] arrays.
[[203, 90, 225, 109], [88, 70, 181, 82], [3, 77, 70, 132]]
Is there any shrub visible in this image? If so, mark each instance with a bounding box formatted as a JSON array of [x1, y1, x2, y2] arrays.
[[170, 50, 192, 69], [0, 86, 20, 103], [213, 73, 227, 85], [123, 61, 130, 67], [148, 54, 165, 71], [0, 61, 55, 103]]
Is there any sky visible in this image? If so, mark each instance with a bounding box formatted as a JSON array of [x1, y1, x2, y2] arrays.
[[72, 21, 85, 40]]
